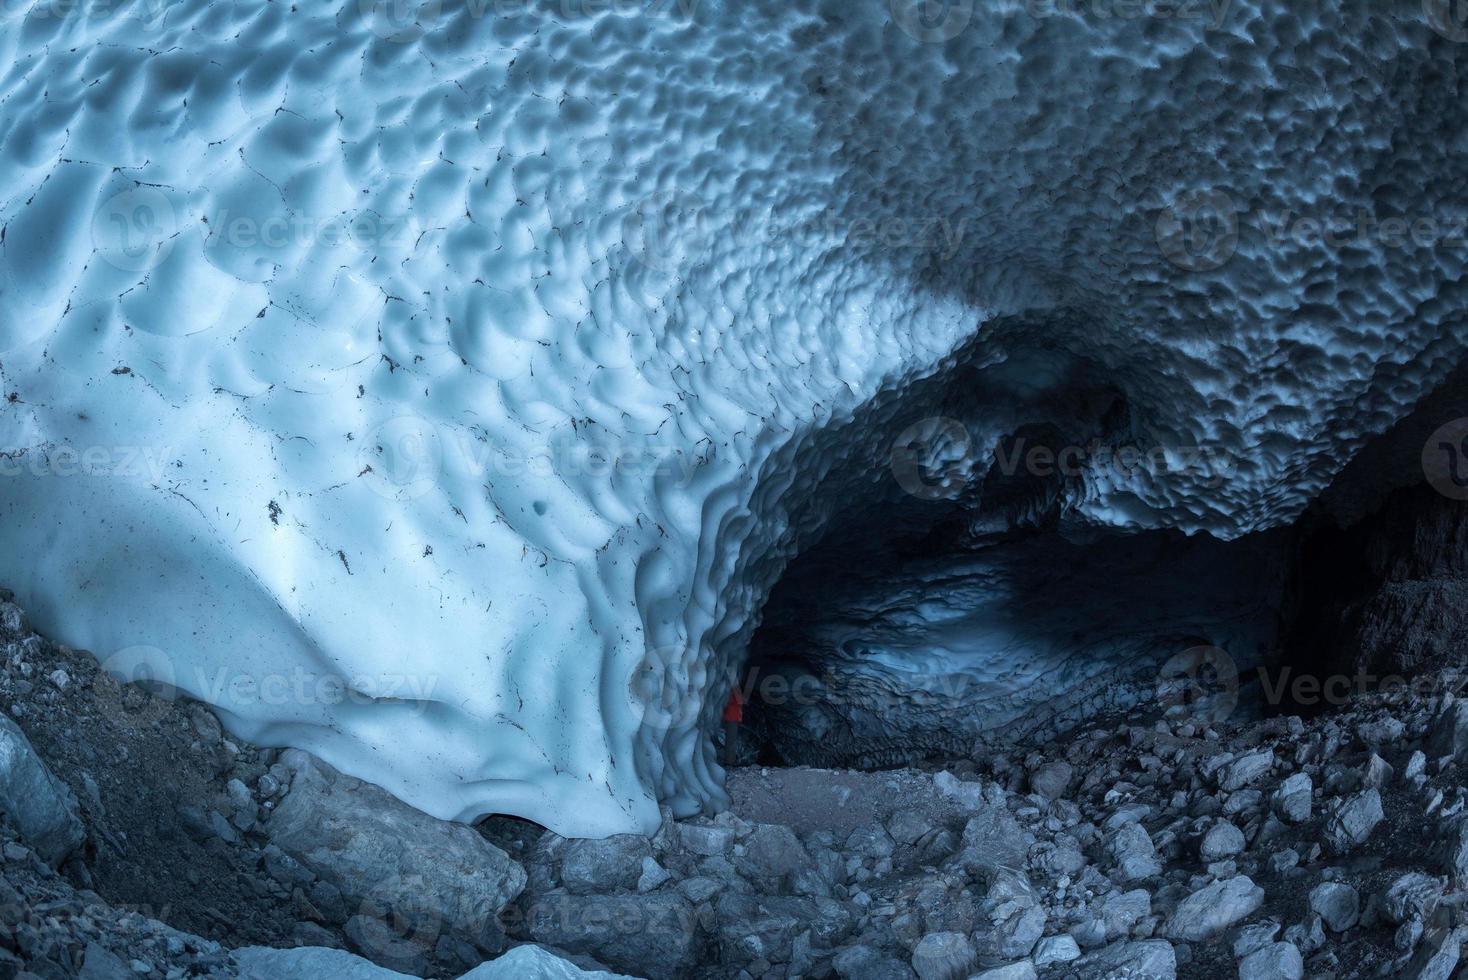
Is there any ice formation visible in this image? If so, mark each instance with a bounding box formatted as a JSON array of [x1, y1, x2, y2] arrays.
[[0, 0, 1465, 834]]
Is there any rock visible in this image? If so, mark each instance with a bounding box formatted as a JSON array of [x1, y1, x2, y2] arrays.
[[1199, 821, 1245, 861], [1363, 753, 1394, 789], [80, 943, 135, 980], [1107, 822, 1161, 882], [1272, 773, 1312, 824], [995, 904, 1046, 959], [1097, 889, 1150, 940], [1436, 816, 1468, 882], [1028, 761, 1073, 800], [459, 944, 639, 979], [1165, 876, 1264, 941], [636, 856, 672, 893], [888, 808, 930, 845], [1269, 848, 1300, 873], [1238, 942, 1302, 980], [1404, 925, 1465, 980], [970, 963, 1036, 980], [1383, 873, 1443, 924], [671, 822, 733, 857], [1309, 882, 1360, 932], [343, 915, 433, 975], [235, 946, 415, 979], [1033, 934, 1080, 966], [1218, 751, 1273, 791], [933, 771, 988, 810], [957, 808, 1028, 873], [560, 835, 651, 894], [713, 893, 854, 969], [1231, 922, 1280, 959], [742, 823, 814, 881], [910, 931, 976, 980], [1073, 940, 1176, 979], [267, 752, 525, 953], [525, 892, 698, 980], [1428, 700, 1468, 761], [1324, 789, 1383, 854], [0, 714, 84, 865], [832, 944, 910, 980]]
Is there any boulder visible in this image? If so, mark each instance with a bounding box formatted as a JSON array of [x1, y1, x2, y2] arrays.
[[525, 891, 698, 980], [1218, 751, 1273, 791], [0, 715, 84, 866], [910, 931, 976, 980], [267, 752, 525, 954], [970, 963, 1036, 980], [1309, 882, 1359, 932], [1238, 942, 1302, 980], [1324, 789, 1383, 855], [1272, 773, 1312, 823], [1200, 821, 1245, 861], [714, 893, 855, 966], [1165, 876, 1264, 941], [1107, 823, 1161, 882], [560, 835, 652, 895], [1074, 940, 1176, 979], [742, 824, 814, 881], [1028, 761, 1073, 800]]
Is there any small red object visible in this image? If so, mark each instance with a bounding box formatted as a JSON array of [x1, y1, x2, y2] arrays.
[[722, 687, 744, 723]]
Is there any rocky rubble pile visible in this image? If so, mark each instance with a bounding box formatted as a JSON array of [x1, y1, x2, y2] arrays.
[[6, 579, 1468, 978]]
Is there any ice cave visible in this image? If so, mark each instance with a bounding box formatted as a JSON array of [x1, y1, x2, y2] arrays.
[[1, 0, 1467, 977]]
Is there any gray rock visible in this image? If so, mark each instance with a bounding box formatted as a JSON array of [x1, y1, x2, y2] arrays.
[[888, 808, 932, 845], [742, 823, 814, 881], [1165, 876, 1264, 941], [832, 944, 912, 980], [79, 944, 135, 980], [970, 963, 1036, 980], [714, 893, 855, 968], [996, 904, 1046, 959], [1219, 751, 1273, 791], [1309, 881, 1359, 932], [526, 892, 698, 980], [958, 807, 1028, 873], [1404, 925, 1465, 980], [671, 822, 733, 857], [459, 944, 639, 979], [1238, 942, 1302, 980], [343, 914, 433, 975], [1231, 922, 1279, 959], [1098, 889, 1150, 940], [1029, 761, 1073, 800], [1324, 789, 1383, 855], [1200, 821, 1244, 861], [1033, 934, 1080, 966], [1272, 773, 1312, 824], [560, 835, 651, 895], [1383, 873, 1443, 925], [636, 856, 672, 893], [1428, 700, 1468, 761], [267, 752, 525, 952], [910, 931, 976, 980], [235, 946, 415, 979], [1073, 940, 1176, 979], [1437, 816, 1468, 883], [0, 714, 84, 865], [1107, 822, 1162, 882]]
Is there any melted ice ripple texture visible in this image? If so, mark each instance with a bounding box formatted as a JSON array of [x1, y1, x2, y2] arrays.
[[0, 0, 1465, 834]]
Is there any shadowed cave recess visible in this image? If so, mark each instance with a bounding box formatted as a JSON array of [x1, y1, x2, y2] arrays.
[[736, 349, 1468, 772]]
